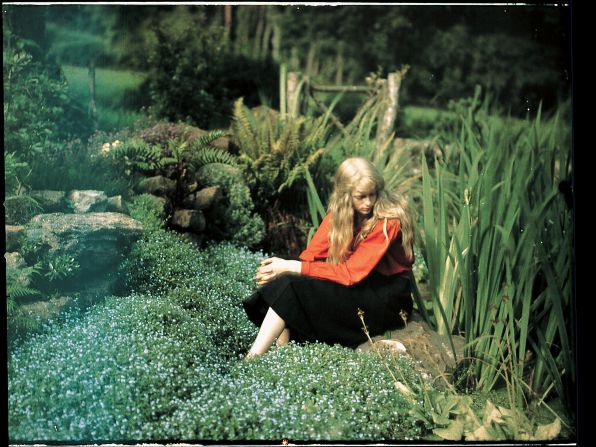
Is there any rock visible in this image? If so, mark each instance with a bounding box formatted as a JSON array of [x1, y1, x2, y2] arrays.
[[357, 311, 465, 386], [19, 295, 74, 321], [212, 135, 230, 150], [67, 190, 109, 213], [5, 252, 31, 288], [30, 190, 67, 213], [6, 225, 25, 252], [106, 195, 126, 213], [184, 186, 223, 210], [137, 176, 177, 197], [23, 212, 144, 293], [186, 180, 199, 195], [171, 209, 206, 232]]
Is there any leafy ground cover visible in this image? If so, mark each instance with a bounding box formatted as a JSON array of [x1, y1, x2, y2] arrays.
[[8, 229, 433, 442]]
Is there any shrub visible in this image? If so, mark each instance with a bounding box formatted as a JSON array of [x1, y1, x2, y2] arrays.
[[198, 163, 265, 249], [126, 193, 169, 233], [8, 295, 431, 442], [145, 17, 278, 130], [25, 130, 135, 198], [9, 225, 435, 442], [3, 27, 93, 165]]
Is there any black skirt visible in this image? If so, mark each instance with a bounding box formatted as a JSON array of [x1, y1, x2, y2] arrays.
[[242, 271, 413, 349]]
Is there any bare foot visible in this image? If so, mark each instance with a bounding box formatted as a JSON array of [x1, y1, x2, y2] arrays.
[[377, 339, 407, 354], [243, 351, 259, 362]]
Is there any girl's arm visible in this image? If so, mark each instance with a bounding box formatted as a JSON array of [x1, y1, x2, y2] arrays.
[[301, 218, 401, 286], [255, 213, 332, 286], [298, 213, 332, 261]]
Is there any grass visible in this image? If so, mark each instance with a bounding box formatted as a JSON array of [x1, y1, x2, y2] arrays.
[[61, 65, 148, 131]]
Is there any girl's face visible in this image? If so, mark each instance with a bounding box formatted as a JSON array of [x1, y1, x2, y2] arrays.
[[351, 181, 377, 218]]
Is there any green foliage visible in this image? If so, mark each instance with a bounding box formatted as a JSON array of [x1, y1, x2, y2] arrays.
[[3, 27, 93, 165], [416, 89, 573, 410], [8, 229, 431, 440], [109, 137, 164, 174], [4, 195, 44, 226], [126, 194, 168, 233], [231, 97, 331, 214], [145, 15, 277, 129], [6, 261, 43, 345], [197, 163, 265, 249], [44, 255, 80, 282], [25, 131, 134, 197]]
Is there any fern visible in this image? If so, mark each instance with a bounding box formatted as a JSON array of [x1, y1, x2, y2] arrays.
[[190, 148, 237, 172], [231, 98, 259, 159], [194, 129, 227, 148], [110, 138, 164, 173]]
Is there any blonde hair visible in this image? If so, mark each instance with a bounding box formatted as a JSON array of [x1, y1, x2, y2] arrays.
[[327, 157, 414, 264]]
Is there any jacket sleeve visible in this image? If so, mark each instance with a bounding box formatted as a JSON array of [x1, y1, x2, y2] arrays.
[[301, 218, 401, 286], [298, 213, 332, 262]]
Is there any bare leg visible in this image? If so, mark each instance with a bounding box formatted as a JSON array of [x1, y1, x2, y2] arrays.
[[276, 328, 290, 347], [247, 307, 286, 358]]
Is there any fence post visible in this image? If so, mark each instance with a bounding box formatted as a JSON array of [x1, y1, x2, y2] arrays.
[[280, 63, 287, 120], [375, 65, 409, 159], [287, 71, 303, 118], [88, 59, 98, 130]]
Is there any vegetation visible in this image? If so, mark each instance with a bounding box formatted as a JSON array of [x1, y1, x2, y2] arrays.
[[9, 230, 431, 441], [415, 88, 573, 421], [4, 3, 574, 443]]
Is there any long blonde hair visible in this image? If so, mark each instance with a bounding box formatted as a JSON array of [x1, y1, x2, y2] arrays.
[[327, 157, 414, 264]]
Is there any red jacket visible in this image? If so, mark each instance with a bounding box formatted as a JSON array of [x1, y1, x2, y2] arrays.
[[299, 213, 414, 286]]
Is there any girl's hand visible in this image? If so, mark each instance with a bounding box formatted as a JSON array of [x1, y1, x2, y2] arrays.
[[255, 257, 301, 286]]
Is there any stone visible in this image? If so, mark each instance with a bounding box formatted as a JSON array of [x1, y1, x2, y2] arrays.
[[24, 212, 144, 293], [137, 176, 177, 197], [189, 186, 223, 210], [357, 311, 465, 386], [29, 190, 67, 213], [5, 252, 31, 288], [212, 135, 230, 150], [67, 190, 109, 213], [106, 195, 125, 212], [171, 209, 206, 232], [6, 225, 25, 252]]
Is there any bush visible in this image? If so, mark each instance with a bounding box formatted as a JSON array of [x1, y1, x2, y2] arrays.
[[146, 19, 277, 130], [198, 163, 265, 249], [9, 224, 435, 442], [3, 27, 93, 165], [8, 297, 430, 441], [126, 193, 169, 233], [25, 130, 135, 197]]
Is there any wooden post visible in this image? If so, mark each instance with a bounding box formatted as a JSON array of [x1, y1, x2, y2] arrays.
[[223, 5, 232, 48], [375, 65, 409, 159], [88, 59, 97, 130], [280, 63, 287, 119], [335, 41, 344, 85], [287, 71, 303, 118]]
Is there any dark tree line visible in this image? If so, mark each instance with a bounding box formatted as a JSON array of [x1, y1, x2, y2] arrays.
[[5, 4, 571, 117]]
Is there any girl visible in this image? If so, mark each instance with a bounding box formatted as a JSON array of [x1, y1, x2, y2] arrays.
[[242, 157, 415, 358]]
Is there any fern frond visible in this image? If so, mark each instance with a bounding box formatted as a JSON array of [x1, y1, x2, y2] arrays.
[[190, 147, 238, 172], [277, 118, 300, 158], [278, 147, 326, 193], [7, 285, 41, 299], [194, 129, 227, 148], [111, 138, 164, 172], [231, 98, 259, 160]]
